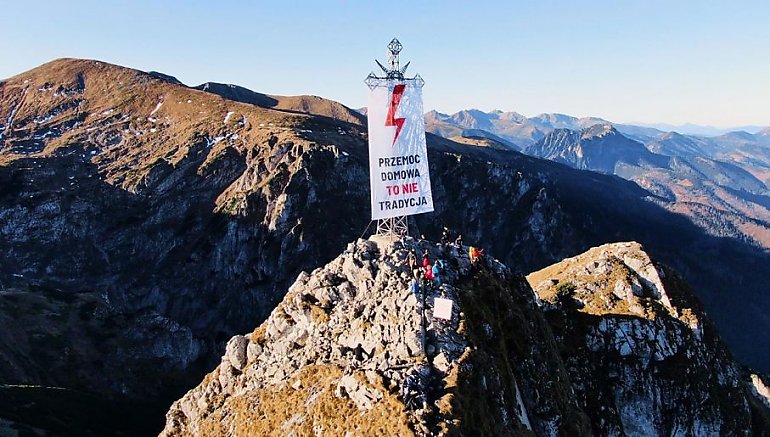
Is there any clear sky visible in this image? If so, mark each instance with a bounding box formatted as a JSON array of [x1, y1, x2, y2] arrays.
[[1, 0, 768, 127]]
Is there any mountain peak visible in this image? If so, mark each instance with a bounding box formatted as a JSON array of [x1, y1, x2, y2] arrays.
[[161, 237, 590, 436], [580, 123, 617, 140], [162, 238, 769, 435]]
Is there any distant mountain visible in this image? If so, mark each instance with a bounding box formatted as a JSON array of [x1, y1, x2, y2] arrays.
[[525, 124, 770, 252], [528, 112, 601, 130], [427, 107, 770, 195], [425, 109, 665, 147], [527, 124, 669, 173], [448, 133, 518, 151], [425, 109, 545, 146], [196, 82, 365, 126], [647, 131, 708, 157], [636, 122, 768, 136]]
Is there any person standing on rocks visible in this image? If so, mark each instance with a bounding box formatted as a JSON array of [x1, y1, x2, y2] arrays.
[[411, 280, 420, 295], [440, 226, 451, 245], [432, 262, 442, 286], [424, 264, 434, 283], [422, 249, 430, 267]]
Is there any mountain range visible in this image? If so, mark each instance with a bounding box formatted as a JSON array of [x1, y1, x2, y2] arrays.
[[1, 58, 769, 435], [426, 109, 770, 250], [425, 108, 770, 153]]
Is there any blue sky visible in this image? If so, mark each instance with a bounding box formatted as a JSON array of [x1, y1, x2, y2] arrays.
[[2, 0, 768, 127]]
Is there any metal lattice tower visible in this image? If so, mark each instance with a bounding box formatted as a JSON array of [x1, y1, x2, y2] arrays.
[[365, 38, 423, 88], [365, 38, 424, 238]]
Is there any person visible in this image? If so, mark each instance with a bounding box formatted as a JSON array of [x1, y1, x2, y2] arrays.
[[432, 263, 441, 286], [440, 226, 451, 245], [422, 249, 430, 268], [411, 280, 420, 295], [469, 246, 484, 263], [424, 264, 434, 281], [454, 234, 463, 247], [407, 251, 417, 271]]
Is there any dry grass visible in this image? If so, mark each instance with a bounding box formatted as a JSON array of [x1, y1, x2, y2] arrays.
[[195, 364, 413, 437], [527, 245, 664, 319]]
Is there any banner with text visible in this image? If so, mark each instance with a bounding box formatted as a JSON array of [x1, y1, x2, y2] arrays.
[[367, 82, 434, 220]]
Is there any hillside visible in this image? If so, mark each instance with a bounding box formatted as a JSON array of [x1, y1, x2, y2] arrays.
[[2, 58, 770, 433]]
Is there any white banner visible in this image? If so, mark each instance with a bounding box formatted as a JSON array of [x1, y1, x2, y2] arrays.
[[367, 82, 434, 220], [433, 297, 453, 320]]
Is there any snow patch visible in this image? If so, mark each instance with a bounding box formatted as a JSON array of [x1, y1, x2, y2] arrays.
[[34, 113, 56, 124], [149, 100, 164, 116], [206, 136, 226, 147], [2, 89, 27, 140], [513, 379, 532, 431], [224, 111, 234, 124]]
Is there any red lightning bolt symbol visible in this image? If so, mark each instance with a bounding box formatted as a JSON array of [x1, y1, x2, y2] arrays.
[[385, 84, 406, 145]]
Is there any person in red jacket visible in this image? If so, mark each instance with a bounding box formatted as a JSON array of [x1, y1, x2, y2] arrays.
[[424, 264, 434, 281], [469, 246, 484, 263]]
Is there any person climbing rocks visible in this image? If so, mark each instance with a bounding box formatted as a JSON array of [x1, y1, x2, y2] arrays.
[[469, 246, 484, 263], [422, 249, 430, 268]]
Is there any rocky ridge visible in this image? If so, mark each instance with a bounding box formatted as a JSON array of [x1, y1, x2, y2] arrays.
[[162, 237, 591, 436], [163, 239, 769, 436], [528, 242, 770, 435]]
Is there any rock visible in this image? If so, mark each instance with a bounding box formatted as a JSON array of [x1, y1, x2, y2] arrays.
[[246, 340, 263, 363], [433, 352, 450, 373], [224, 335, 248, 371]]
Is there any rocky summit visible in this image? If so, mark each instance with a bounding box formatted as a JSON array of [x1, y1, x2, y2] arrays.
[[528, 242, 770, 435], [162, 239, 769, 436]]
